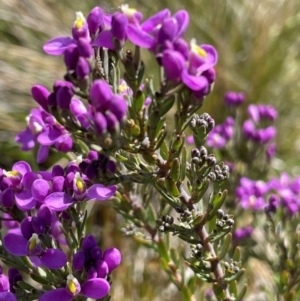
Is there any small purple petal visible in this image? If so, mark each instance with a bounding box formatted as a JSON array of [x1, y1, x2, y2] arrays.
[[86, 184, 116, 201], [37, 128, 62, 146], [82, 235, 97, 251], [43, 36, 76, 56], [96, 259, 109, 278], [162, 50, 185, 80], [31, 85, 50, 111], [37, 145, 50, 164], [12, 161, 31, 175], [15, 190, 36, 210], [1, 188, 14, 208], [103, 248, 121, 272], [22, 172, 39, 190], [72, 251, 85, 271], [181, 70, 209, 91], [93, 30, 114, 49], [141, 9, 171, 32], [0, 292, 18, 301], [173, 10, 189, 38], [15, 128, 35, 151], [39, 288, 72, 301], [52, 176, 65, 192], [3, 233, 28, 256], [20, 217, 34, 240], [31, 179, 50, 202], [37, 205, 52, 227], [40, 249, 67, 269], [44, 192, 74, 211], [127, 24, 154, 48], [81, 278, 110, 299]]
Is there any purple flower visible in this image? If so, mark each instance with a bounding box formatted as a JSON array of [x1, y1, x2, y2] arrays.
[[93, 6, 155, 49], [87, 7, 105, 36], [206, 117, 235, 149], [181, 39, 218, 93], [224, 91, 245, 106], [39, 275, 110, 301], [236, 177, 269, 210], [3, 227, 67, 269], [233, 227, 253, 241]]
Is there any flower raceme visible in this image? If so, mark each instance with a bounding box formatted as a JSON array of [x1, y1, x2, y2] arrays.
[[42, 7, 218, 99], [39, 235, 121, 301]]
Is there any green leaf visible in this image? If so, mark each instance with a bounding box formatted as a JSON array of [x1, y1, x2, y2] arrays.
[[170, 248, 179, 265], [158, 95, 175, 117], [236, 284, 247, 301], [170, 158, 180, 182], [218, 233, 232, 260], [180, 146, 187, 181], [165, 177, 180, 197], [207, 190, 227, 221], [30, 273, 50, 285], [17, 281, 36, 291], [160, 140, 169, 160], [232, 247, 241, 262], [134, 90, 145, 112], [157, 239, 170, 262], [213, 283, 226, 299], [147, 204, 157, 228], [229, 280, 238, 298], [224, 268, 245, 283]]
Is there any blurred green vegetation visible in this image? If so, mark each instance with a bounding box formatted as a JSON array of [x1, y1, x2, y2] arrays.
[[0, 0, 300, 300]]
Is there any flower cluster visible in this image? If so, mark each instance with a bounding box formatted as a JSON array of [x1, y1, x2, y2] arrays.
[[236, 173, 300, 215], [0, 158, 118, 299], [242, 104, 277, 144], [43, 7, 218, 102], [224, 91, 246, 107], [206, 116, 235, 149], [39, 235, 121, 301]]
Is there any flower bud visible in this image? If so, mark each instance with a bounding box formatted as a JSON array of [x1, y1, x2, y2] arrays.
[[77, 38, 93, 58], [111, 13, 128, 41], [103, 248, 121, 272], [87, 7, 105, 35], [37, 205, 52, 227], [96, 259, 109, 278], [57, 84, 74, 110], [89, 80, 112, 111], [76, 57, 90, 79], [72, 250, 85, 271], [1, 188, 14, 208], [64, 44, 79, 70], [93, 112, 108, 135], [31, 85, 50, 111], [82, 235, 97, 251], [31, 217, 45, 234]]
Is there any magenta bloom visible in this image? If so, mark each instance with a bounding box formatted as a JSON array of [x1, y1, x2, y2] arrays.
[[39, 276, 110, 301], [224, 91, 245, 106], [236, 177, 269, 210], [207, 117, 235, 149]]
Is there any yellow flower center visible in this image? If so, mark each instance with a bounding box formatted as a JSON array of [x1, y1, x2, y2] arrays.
[[67, 275, 79, 295], [75, 12, 85, 30], [75, 172, 85, 192], [28, 234, 40, 251], [121, 4, 137, 20], [190, 38, 207, 58]]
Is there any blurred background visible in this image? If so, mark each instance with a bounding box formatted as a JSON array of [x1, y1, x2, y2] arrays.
[[0, 0, 300, 300]]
